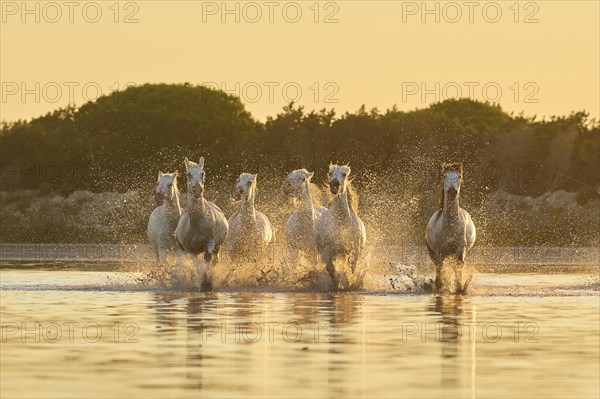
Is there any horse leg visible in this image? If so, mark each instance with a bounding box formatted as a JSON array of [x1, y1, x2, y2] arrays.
[[313, 247, 320, 264], [212, 246, 221, 264], [200, 262, 213, 291], [158, 248, 168, 264], [175, 235, 185, 251], [153, 246, 160, 264], [204, 240, 215, 263], [285, 243, 299, 265], [201, 240, 216, 291], [157, 237, 168, 264], [434, 259, 444, 292], [427, 243, 444, 292], [348, 250, 357, 273], [324, 253, 338, 290], [455, 248, 465, 294]]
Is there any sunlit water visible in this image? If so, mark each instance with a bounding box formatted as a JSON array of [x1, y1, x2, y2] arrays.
[[1, 265, 599, 398]]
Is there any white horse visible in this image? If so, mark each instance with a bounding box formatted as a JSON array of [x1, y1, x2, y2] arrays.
[[425, 162, 476, 294], [315, 164, 367, 289], [175, 157, 229, 288], [147, 171, 182, 263], [227, 173, 274, 262], [283, 169, 327, 262]]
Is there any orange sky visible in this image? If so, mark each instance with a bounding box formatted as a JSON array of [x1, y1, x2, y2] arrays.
[[1, 0, 598, 122]]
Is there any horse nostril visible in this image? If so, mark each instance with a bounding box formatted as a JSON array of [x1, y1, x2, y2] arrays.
[[330, 181, 340, 193]]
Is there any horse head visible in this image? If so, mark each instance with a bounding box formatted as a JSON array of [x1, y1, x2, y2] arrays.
[[441, 162, 463, 202], [185, 157, 206, 199], [328, 164, 351, 195], [234, 173, 257, 202], [283, 169, 314, 198], [155, 171, 179, 204]]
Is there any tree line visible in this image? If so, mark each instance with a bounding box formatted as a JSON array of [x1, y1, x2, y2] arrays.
[[1, 83, 598, 200]]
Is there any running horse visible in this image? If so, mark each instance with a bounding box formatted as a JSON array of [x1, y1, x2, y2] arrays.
[[315, 164, 367, 289], [425, 162, 476, 294], [175, 157, 229, 290]]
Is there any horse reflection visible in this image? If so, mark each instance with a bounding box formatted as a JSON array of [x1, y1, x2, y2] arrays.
[[325, 294, 363, 397], [149, 293, 221, 392], [429, 295, 477, 398]]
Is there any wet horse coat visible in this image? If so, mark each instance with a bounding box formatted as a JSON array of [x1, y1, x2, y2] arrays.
[[227, 173, 274, 262], [425, 163, 476, 293], [147, 171, 182, 263], [283, 169, 327, 262], [175, 157, 229, 265], [315, 164, 367, 289]]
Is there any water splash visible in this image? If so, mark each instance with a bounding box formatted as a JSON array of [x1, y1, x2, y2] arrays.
[[130, 246, 437, 294]]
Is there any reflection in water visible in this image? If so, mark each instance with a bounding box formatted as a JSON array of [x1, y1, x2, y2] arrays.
[[1, 278, 598, 399], [185, 294, 208, 391], [430, 295, 477, 399], [325, 294, 363, 398]]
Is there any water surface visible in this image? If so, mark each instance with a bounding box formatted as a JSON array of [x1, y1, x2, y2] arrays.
[[1, 267, 598, 398]]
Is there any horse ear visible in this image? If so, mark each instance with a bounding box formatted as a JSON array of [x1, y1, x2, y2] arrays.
[[158, 171, 164, 181], [184, 157, 190, 170], [198, 157, 205, 168], [307, 172, 314, 180], [174, 170, 179, 178]]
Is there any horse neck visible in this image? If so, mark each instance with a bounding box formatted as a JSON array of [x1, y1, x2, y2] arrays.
[[168, 189, 182, 216], [299, 183, 316, 217], [332, 188, 351, 220], [187, 184, 206, 217], [443, 192, 460, 223], [240, 184, 257, 221]]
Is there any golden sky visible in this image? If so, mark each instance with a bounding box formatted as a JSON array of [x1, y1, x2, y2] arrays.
[[1, 0, 598, 122]]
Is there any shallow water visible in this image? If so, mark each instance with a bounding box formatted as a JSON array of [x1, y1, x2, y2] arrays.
[[1, 266, 599, 398]]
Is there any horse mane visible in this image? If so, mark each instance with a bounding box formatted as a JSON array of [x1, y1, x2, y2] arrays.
[[322, 165, 359, 212], [288, 168, 330, 207], [173, 171, 180, 194], [346, 179, 359, 213], [439, 162, 463, 209], [309, 181, 332, 208], [309, 182, 323, 207]]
